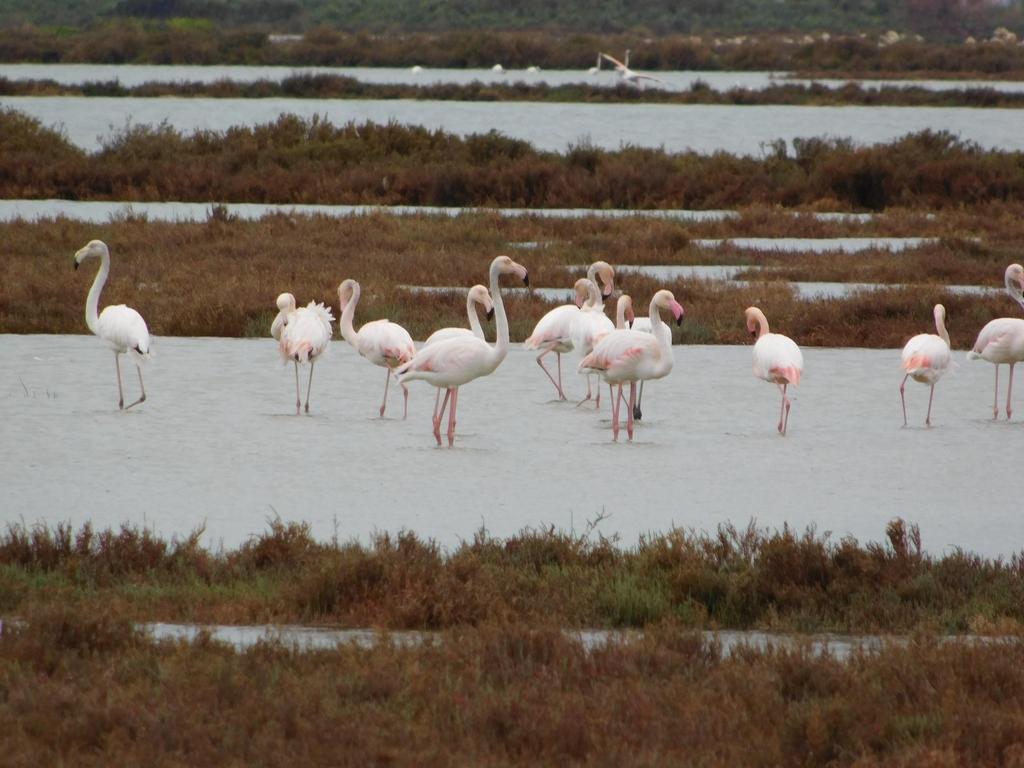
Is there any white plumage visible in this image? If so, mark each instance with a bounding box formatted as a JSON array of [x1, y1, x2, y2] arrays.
[[74, 239, 151, 410], [967, 263, 1024, 420], [745, 307, 803, 436], [273, 294, 333, 414], [899, 304, 951, 427]]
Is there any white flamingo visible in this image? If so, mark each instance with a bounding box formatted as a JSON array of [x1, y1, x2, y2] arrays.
[[597, 50, 667, 88], [270, 292, 295, 341], [523, 261, 615, 400], [421, 284, 494, 417], [900, 304, 951, 427], [396, 256, 529, 446], [745, 307, 804, 436], [73, 239, 151, 410], [337, 279, 416, 419], [578, 290, 685, 441], [967, 263, 1024, 419], [276, 295, 334, 415], [571, 278, 614, 407]]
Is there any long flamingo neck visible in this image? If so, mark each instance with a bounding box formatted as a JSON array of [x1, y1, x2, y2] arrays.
[[1006, 272, 1024, 310], [754, 310, 769, 338], [339, 286, 360, 345], [615, 301, 628, 329], [647, 297, 671, 349], [466, 294, 484, 339], [934, 311, 950, 346], [584, 281, 602, 310], [85, 253, 109, 335], [490, 265, 510, 360]]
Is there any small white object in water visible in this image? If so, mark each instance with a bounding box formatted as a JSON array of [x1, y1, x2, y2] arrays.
[[491, 64, 505, 73]]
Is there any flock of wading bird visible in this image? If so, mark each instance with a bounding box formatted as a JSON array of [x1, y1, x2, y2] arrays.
[[73, 240, 1024, 445]]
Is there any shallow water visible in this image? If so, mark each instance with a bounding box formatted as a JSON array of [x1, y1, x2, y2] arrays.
[[692, 237, 935, 252], [3, 335, 1023, 557], [6, 64, 1024, 94], [5, 96, 1023, 153], [139, 622, 1012, 660]]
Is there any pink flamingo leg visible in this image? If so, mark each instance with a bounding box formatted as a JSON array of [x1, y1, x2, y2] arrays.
[[576, 373, 593, 407], [611, 383, 622, 441], [304, 361, 315, 413], [925, 382, 935, 427], [434, 388, 452, 446], [779, 383, 792, 436], [433, 388, 441, 422], [380, 367, 391, 418], [446, 387, 459, 447], [401, 381, 409, 420], [1007, 363, 1015, 420], [535, 346, 566, 400], [993, 365, 1000, 420], [626, 381, 637, 440], [114, 353, 125, 410], [293, 360, 300, 415], [899, 373, 909, 427], [595, 376, 601, 410]]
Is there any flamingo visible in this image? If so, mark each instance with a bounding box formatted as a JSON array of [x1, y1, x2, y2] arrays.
[[627, 313, 655, 420], [572, 278, 614, 407], [421, 284, 494, 418], [337, 279, 416, 419], [276, 296, 334, 415], [597, 50, 667, 88], [578, 290, 684, 441], [395, 255, 529, 447], [523, 261, 615, 400], [967, 263, 1024, 420], [745, 307, 803, 436], [73, 239, 151, 410], [492, 64, 506, 74], [270, 292, 295, 341], [900, 304, 951, 427]]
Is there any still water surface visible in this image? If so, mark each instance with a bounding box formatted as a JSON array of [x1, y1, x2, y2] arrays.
[[6, 64, 1024, 94], [2, 335, 1021, 557], [5, 96, 1022, 153]]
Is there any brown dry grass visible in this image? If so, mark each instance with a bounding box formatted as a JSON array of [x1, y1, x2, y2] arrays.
[[2, 605, 1024, 766], [2, 518, 1023, 634], [5, 109, 1024, 211], [3, 212, 1023, 346]]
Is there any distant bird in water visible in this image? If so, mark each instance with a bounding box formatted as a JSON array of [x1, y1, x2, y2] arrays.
[[526, 65, 541, 73], [900, 304, 951, 427], [491, 64, 505, 73], [745, 307, 803, 436], [579, 290, 684, 442], [410, 65, 424, 73], [396, 256, 529, 447], [337, 279, 416, 419], [968, 263, 1024, 420], [74, 239, 151, 410], [597, 50, 667, 88], [275, 293, 334, 415]]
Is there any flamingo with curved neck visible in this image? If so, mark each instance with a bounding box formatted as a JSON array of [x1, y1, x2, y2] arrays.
[[273, 293, 334, 415], [578, 289, 684, 441], [745, 307, 803, 436], [396, 255, 529, 446], [900, 304, 951, 427], [967, 263, 1024, 420], [523, 261, 615, 400], [423, 285, 494, 347], [74, 239, 151, 410], [270, 292, 296, 341], [338, 279, 416, 419], [573, 278, 615, 408]]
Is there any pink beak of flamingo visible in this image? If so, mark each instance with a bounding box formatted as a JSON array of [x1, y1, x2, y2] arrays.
[[602, 276, 615, 298], [670, 300, 685, 327]]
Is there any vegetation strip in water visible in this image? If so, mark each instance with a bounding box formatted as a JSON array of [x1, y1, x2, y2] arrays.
[[4, 24, 1024, 76], [5, 108, 1024, 212], [3, 604, 1024, 764], [2, 518, 1022, 634], [7, 74, 1024, 108], [4, 213, 1022, 345]]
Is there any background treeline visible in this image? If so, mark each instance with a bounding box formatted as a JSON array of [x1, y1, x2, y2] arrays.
[[6, 73, 1024, 108], [5, 24, 1024, 75], [4, 109, 1024, 211], [3, 0, 1024, 40]]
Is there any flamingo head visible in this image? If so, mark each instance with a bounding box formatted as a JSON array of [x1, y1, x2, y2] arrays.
[[654, 289, 685, 327], [337, 279, 360, 313], [617, 294, 635, 328], [1006, 263, 1024, 308], [276, 292, 296, 313], [491, 255, 529, 286], [73, 239, 109, 270], [469, 284, 495, 320], [574, 278, 594, 308], [933, 303, 946, 325], [589, 260, 615, 297], [745, 306, 768, 339]]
